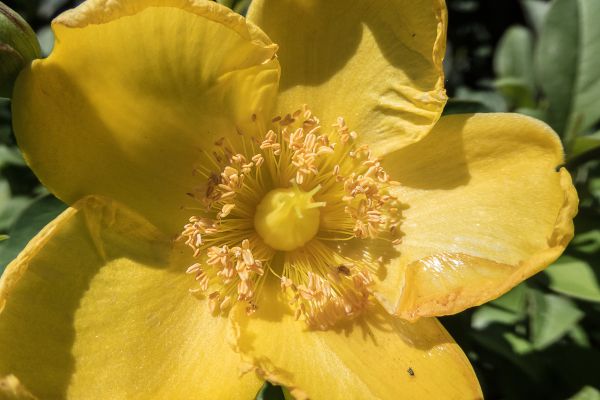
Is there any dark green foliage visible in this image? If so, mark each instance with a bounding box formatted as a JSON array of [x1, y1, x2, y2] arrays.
[[256, 382, 286, 400]]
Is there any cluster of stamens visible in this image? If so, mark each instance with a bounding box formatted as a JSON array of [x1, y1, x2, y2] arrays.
[[281, 263, 374, 329], [180, 105, 402, 328]]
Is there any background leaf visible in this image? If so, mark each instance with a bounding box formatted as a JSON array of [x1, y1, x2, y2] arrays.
[[256, 382, 285, 400], [521, 0, 551, 34], [528, 290, 584, 350], [544, 255, 600, 303], [494, 26, 535, 90], [569, 386, 600, 400], [570, 131, 600, 162], [536, 0, 600, 139], [0, 194, 66, 273], [442, 99, 493, 115]]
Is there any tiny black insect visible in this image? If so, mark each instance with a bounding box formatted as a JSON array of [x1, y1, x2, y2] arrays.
[[407, 367, 415, 376], [337, 265, 351, 275]]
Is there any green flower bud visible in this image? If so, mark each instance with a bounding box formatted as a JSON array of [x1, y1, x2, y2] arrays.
[[0, 1, 41, 98]]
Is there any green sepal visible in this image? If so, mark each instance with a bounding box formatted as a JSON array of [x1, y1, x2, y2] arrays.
[[0, 1, 41, 98]]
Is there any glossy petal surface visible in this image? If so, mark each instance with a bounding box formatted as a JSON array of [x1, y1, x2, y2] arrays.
[[377, 113, 577, 319], [230, 282, 482, 400], [248, 0, 447, 155], [0, 197, 261, 399], [12, 0, 280, 235]]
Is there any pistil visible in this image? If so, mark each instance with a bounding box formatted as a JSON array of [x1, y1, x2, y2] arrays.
[[254, 185, 325, 251]]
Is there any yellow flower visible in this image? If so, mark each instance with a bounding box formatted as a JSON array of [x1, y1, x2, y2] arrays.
[[0, 0, 578, 399]]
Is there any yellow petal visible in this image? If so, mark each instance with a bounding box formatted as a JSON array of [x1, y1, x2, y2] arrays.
[[230, 282, 482, 400], [12, 0, 280, 235], [376, 113, 578, 320], [0, 196, 261, 399], [247, 0, 447, 155]]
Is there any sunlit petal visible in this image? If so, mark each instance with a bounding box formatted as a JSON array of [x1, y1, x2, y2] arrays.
[[12, 0, 280, 235], [248, 0, 447, 155], [376, 113, 577, 319], [230, 282, 482, 400], [0, 196, 261, 399]]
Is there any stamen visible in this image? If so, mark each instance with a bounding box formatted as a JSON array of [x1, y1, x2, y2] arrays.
[[180, 105, 403, 328]]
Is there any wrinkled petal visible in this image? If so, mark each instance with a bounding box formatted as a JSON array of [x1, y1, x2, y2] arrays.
[[12, 0, 280, 235], [229, 282, 482, 400], [376, 113, 578, 320], [247, 0, 447, 155], [0, 196, 261, 399]]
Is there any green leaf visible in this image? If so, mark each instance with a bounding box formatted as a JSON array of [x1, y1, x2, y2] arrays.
[[442, 99, 493, 115], [515, 107, 547, 121], [0, 179, 33, 231], [214, 0, 249, 14], [491, 283, 527, 313], [570, 131, 600, 160], [449, 1, 479, 13], [569, 324, 591, 348], [528, 289, 585, 350], [36, 26, 53, 57], [233, 0, 251, 15], [470, 327, 542, 381], [37, 0, 70, 19], [536, 0, 600, 138], [493, 26, 536, 109], [571, 229, 600, 255], [0, 195, 31, 231], [543, 255, 600, 302], [494, 77, 536, 109], [571, 212, 600, 254], [0, 234, 7, 241], [256, 382, 285, 400], [216, 0, 234, 7], [494, 26, 535, 90], [472, 305, 523, 329], [454, 87, 508, 112], [281, 387, 294, 400], [0, 144, 25, 168], [0, 194, 66, 273], [521, 0, 551, 34], [569, 386, 600, 400], [504, 331, 535, 355], [589, 177, 600, 204]]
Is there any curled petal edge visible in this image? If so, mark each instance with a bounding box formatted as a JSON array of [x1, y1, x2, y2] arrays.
[[377, 168, 578, 320], [53, 0, 277, 52]]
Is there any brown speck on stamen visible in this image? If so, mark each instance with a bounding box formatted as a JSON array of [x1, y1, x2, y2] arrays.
[[337, 265, 351, 275], [280, 113, 295, 126]]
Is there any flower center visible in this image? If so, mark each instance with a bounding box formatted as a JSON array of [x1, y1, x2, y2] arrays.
[[180, 105, 403, 329], [254, 185, 325, 251]]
